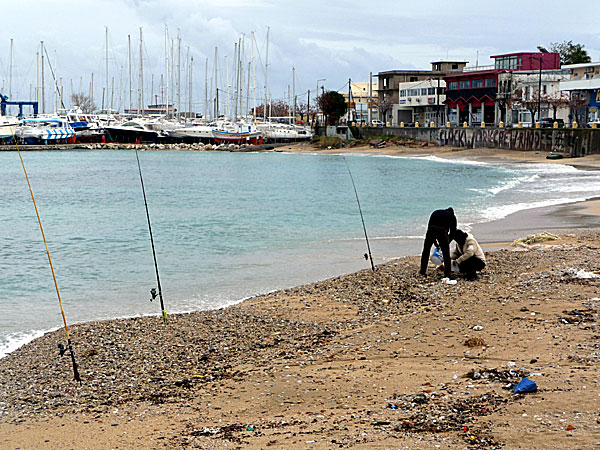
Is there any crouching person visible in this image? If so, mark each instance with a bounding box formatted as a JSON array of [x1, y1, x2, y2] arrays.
[[450, 229, 486, 281]]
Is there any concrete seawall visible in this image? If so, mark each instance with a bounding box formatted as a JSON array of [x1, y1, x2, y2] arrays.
[[349, 126, 600, 157]]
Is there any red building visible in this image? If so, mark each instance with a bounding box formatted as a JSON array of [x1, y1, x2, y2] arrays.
[[444, 52, 560, 125]]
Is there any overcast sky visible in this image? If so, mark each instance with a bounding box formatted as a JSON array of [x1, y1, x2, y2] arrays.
[[0, 0, 597, 115]]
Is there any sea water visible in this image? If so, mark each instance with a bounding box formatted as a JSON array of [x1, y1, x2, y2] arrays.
[[1, 149, 600, 357]]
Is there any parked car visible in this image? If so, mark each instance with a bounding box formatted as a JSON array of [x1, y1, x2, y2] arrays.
[[539, 117, 564, 128], [587, 119, 600, 128], [371, 120, 384, 127]]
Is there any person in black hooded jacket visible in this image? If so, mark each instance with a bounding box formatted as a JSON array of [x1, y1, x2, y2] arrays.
[[419, 207, 457, 278]]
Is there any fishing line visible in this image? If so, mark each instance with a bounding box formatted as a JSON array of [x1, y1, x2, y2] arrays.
[[14, 139, 81, 382], [343, 157, 375, 271], [135, 150, 167, 324]]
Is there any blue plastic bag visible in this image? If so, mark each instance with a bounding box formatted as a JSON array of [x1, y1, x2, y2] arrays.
[[430, 247, 444, 266], [514, 377, 537, 394]]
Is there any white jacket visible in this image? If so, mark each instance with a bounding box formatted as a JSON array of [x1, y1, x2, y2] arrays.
[[451, 233, 486, 264]]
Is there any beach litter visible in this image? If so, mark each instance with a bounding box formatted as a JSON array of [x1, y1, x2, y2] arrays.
[[513, 377, 537, 394], [441, 278, 457, 285], [566, 268, 600, 279], [513, 232, 560, 247]]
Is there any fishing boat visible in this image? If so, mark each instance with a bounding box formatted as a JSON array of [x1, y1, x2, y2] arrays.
[[212, 121, 263, 145], [16, 117, 76, 144], [104, 119, 161, 144], [0, 115, 20, 143]]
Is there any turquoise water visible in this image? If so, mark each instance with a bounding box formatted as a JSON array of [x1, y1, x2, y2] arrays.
[[2, 149, 600, 357]]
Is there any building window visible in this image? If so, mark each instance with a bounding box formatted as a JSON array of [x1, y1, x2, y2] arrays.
[[484, 78, 496, 87], [399, 90, 406, 97], [428, 87, 436, 95], [421, 88, 428, 95], [472, 79, 483, 88], [542, 85, 547, 94], [437, 87, 445, 94], [448, 81, 458, 90], [452, 64, 458, 70], [459, 80, 470, 89], [409, 76, 418, 82], [383, 78, 388, 89], [409, 89, 419, 96]]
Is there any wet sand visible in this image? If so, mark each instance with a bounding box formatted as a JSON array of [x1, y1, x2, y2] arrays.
[[1, 143, 599, 449]]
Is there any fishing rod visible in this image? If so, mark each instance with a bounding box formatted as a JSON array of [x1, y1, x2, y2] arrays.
[[135, 150, 167, 325], [343, 157, 375, 271], [14, 139, 81, 383]]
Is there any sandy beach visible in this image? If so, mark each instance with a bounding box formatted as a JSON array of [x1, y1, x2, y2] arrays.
[[1, 143, 600, 449]]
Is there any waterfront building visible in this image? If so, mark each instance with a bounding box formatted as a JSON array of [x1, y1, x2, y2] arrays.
[[444, 51, 560, 126], [559, 62, 600, 125], [397, 79, 446, 125], [377, 61, 466, 126], [497, 69, 570, 127]]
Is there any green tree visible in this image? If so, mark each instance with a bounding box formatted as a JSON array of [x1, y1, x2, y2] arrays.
[[317, 91, 347, 125], [550, 40, 592, 65]]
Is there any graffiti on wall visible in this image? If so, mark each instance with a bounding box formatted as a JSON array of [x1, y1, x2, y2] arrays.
[[436, 128, 571, 152]]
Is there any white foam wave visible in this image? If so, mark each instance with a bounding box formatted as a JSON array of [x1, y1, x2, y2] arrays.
[[0, 329, 51, 360], [480, 196, 590, 223]]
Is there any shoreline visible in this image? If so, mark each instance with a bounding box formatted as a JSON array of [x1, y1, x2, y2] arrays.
[[2, 144, 600, 360], [2, 144, 600, 449]]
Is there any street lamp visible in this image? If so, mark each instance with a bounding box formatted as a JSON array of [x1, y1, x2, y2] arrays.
[[316, 79, 326, 125], [536, 46, 548, 122]]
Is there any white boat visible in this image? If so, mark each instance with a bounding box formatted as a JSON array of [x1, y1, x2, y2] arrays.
[[0, 116, 19, 141], [255, 122, 313, 142], [212, 120, 263, 145], [167, 122, 214, 142], [16, 117, 75, 144]]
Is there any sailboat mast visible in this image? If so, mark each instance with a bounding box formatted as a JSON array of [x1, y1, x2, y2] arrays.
[[177, 29, 181, 121], [165, 25, 169, 118], [246, 61, 250, 117], [9, 38, 13, 101], [105, 26, 109, 113], [54, 50, 57, 113], [204, 57, 208, 119], [214, 47, 218, 118], [41, 41, 45, 114], [188, 55, 193, 118], [252, 32, 256, 120], [225, 54, 230, 119], [128, 35, 132, 112], [233, 42, 238, 120], [139, 27, 143, 116], [292, 67, 296, 124], [264, 27, 269, 122]]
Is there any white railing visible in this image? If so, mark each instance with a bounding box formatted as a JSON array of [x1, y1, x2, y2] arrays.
[[462, 65, 495, 72]]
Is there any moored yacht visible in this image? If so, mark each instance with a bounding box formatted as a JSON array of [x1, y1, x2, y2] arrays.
[[0, 116, 20, 142], [104, 119, 161, 143], [16, 117, 75, 144]]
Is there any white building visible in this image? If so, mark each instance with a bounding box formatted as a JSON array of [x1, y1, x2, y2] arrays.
[[560, 62, 600, 125], [396, 79, 446, 126], [496, 70, 570, 127]]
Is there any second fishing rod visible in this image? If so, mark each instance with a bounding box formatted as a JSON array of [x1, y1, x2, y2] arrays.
[[343, 157, 375, 271], [135, 150, 168, 325]]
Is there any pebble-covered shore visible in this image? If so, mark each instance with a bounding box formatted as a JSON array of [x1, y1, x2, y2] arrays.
[[1, 229, 599, 449]]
